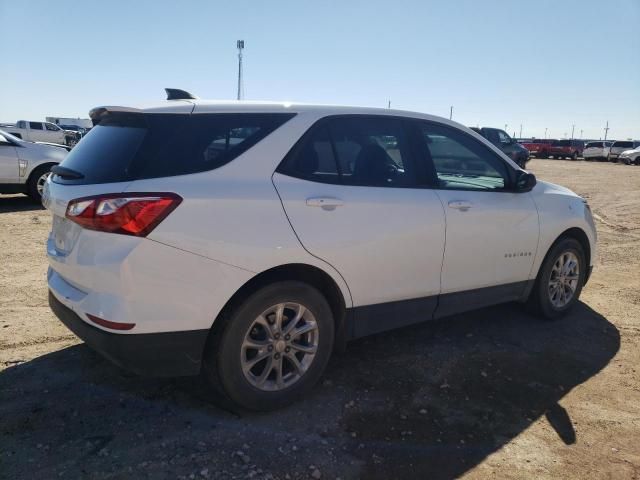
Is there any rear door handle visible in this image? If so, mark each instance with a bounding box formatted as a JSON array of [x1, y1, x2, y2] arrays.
[[306, 197, 344, 210], [448, 200, 473, 211]]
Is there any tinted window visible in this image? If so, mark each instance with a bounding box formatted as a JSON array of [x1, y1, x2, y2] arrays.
[[418, 122, 508, 191], [497, 130, 512, 144], [281, 126, 339, 183], [483, 129, 500, 145], [54, 113, 294, 185], [586, 142, 602, 148], [29, 122, 43, 130], [553, 140, 571, 146], [279, 116, 417, 188], [45, 123, 60, 131], [613, 141, 633, 148], [329, 117, 414, 187]]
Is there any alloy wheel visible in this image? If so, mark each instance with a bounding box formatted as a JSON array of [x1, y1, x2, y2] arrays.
[[548, 251, 580, 308], [36, 172, 51, 197], [241, 302, 319, 391]]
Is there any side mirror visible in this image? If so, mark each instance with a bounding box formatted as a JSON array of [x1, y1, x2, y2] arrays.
[[515, 171, 536, 192]]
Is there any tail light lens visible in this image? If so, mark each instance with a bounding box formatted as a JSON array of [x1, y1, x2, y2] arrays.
[[65, 193, 182, 237]]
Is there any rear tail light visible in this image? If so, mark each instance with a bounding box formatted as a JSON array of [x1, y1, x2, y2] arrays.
[[65, 193, 182, 237]]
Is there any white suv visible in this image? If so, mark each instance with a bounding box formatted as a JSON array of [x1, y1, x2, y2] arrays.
[[45, 94, 597, 410]]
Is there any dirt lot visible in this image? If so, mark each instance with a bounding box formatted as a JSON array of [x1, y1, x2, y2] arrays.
[[1, 159, 639, 480]]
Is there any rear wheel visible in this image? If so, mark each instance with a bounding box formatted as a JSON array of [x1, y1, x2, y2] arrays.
[[527, 238, 586, 319], [202, 281, 335, 411], [27, 164, 53, 202], [571, 151, 578, 160]]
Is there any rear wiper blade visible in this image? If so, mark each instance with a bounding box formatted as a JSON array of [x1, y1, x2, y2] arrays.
[[51, 165, 84, 179]]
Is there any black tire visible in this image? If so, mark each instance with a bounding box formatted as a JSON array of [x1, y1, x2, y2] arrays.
[[202, 281, 335, 411], [571, 151, 578, 160], [26, 164, 53, 202], [527, 237, 586, 320]]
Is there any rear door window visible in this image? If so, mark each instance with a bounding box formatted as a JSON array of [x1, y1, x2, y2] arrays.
[[29, 122, 43, 130], [278, 116, 418, 188], [53, 113, 295, 185]]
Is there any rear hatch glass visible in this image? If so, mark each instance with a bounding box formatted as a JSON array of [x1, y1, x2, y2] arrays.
[[53, 113, 295, 185]]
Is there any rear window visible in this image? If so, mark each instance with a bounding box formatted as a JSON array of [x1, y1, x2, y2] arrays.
[[53, 113, 295, 185], [612, 141, 633, 148], [586, 142, 603, 148], [553, 140, 571, 146]]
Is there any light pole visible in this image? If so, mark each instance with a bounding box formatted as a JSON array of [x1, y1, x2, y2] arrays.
[[504, 124, 508, 132], [571, 124, 575, 139], [580, 129, 583, 139], [519, 124, 522, 139], [236, 40, 244, 100], [544, 127, 548, 139], [449, 106, 453, 120], [604, 120, 610, 140]]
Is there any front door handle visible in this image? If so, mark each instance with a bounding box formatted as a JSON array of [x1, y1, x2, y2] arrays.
[[448, 200, 473, 211], [306, 197, 344, 210]]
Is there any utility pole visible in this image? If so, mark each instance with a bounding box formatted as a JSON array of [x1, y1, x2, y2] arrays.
[[544, 127, 548, 139], [236, 40, 244, 100], [580, 129, 583, 139], [571, 124, 575, 139], [519, 124, 523, 139], [449, 106, 453, 120], [604, 120, 610, 140], [388, 100, 391, 109], [504, 124, 508, 132]]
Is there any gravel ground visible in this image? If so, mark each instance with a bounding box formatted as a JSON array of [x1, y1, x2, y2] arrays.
[[1, 159, 639, 479]]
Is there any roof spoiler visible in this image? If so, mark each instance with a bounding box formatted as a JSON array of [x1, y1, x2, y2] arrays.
[[165, 88, 198, 100], [88, 106, 144, 125]]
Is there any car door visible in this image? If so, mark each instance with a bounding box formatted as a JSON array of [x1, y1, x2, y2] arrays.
[[273, 116, 446, 337], [0, 133, 19, 183], [412, 120, 539, 318]]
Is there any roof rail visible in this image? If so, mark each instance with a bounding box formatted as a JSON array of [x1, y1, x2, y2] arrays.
[[165, 88, 198, 100]]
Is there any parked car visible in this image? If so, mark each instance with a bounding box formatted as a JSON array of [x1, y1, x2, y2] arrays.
[[58, 125, 87, 147], [518, 139, 555, 158], [45, 94, 596, 411], [6, 120, 77, 147], [470, 127, 529, 167], [548, 140, 585, 160], [618, 146, 640, 165], [0, 129, 67, 200], [583, 141, 613, 161], [608, 141, 640, 162]]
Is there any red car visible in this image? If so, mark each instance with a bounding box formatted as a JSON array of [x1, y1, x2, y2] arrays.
[[518, 139, 555, 158], [548, 140, 585, 160]]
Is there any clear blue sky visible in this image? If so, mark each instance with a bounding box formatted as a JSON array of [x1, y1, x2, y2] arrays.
[[1, 0, 638, 140]]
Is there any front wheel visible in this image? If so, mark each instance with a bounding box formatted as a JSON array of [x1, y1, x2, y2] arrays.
[[203, 281, 335, 411], [527, 238, 586, 319]]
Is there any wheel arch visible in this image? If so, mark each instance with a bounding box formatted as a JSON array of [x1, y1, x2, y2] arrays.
[[26, 161, 58, 184], [534, 227, 592, 283], [207, 263, 349, 353]]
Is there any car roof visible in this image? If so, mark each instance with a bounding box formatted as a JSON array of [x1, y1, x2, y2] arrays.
[[88, 99, 455, 125]]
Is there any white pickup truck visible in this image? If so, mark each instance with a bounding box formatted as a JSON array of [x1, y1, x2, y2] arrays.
[[5, 120, 77, 146]]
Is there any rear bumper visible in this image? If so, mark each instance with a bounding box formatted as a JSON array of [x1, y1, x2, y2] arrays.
[[49, 291, 208, 377]]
